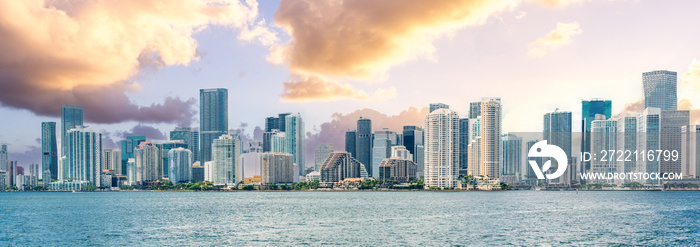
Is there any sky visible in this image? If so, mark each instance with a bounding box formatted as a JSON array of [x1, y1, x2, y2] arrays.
[[1, 0, 700, 169]]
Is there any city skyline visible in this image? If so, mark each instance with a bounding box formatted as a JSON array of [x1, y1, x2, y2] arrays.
[[1, 0, 700, 169]]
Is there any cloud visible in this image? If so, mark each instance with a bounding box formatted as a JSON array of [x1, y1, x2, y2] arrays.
[[8, 146, 42, 167], [678, 99, 700, 125], [528, 22, 582, 57], [529, 0, 590, 8], [271, 0, 518, 78], [615, 98, 644, 118], [304, 106, 429, 166], [0, 0, 274, 124], [281, 76, 369, 102], [515, 11, 527, 19], [115, 124, 167, 141], [682, 59, 700, 91]]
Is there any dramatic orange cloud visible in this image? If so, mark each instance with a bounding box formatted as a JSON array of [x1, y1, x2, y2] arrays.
[[271, 0, 519, 78], [0, 0, 273, 124], [682, 59, 700, 91], [528, 22, 582, 57], [281, 76, 369, 102]]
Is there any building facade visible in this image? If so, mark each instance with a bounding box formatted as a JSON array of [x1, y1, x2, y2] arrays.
[[64, 126, 101, 186], [200, 88, 228, 163], [121, 136, 145, 176], [378, 157, 417, 183], [480, 98, 502, 180], [659, 110, 689, 175], [134, 142, 160, 185], [314, 144, 335, 171], [320, 151, 368, 184], [168, 147, 193, 184], [260, 152, 295, 185], [102, 149, 121, 174], [424, 108, 459, 188], [41, 122, 58, 180], [61, 105, 83, 156], [643, 70, 677, 111], [212, 135, 242, 187], [355, 118, 372, 176]]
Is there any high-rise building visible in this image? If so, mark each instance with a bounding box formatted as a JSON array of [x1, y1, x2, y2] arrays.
[[424, 108, 459, 188], [155, 140, 188, 179], [170, 127, 200, 162], [391, 146, 412, 160], [0, 144, 6, 174], [467, 137, 481, 176], [102, 149, 121, 174], [378, 157, 417, 183], [429, 103, 449, 113], [134, 142, 159, 185], [64, 126, 101, 186], [643, 70, 677, 111], [61, 105, 83, 156], [480, 98, 502, 179], [402, 126, 424, 178], [617, 116, 638, 174], [637, 108, 660, 184], [284, 114, 305, 176], [459, 118, 469, 175], [320, 151, 368, 184], [314, 144, 335, 171], [543, 110, 572, 184], [581, 99, 612, 174], [260, 152, 295, 185], [590, 119, 618, 182], [41, 122, 58, 180], [270, 132, 286, 153], [200, 88, 228, 163], [469, 102, 482, 119], [371, 130, 398, 178], [7, 160, 17, 188], [525, 140, 543, 185], [659, 110, 689, 175], [191, 161, 204, 182], [121, 136, 146, 176], [212, 135, 242, 187], [168, 147, 193, 184], [126, 158, 136, 186], [345, 130, 357, 158], [500, 134, 522, 183], [264, 117, 279, 132], [356, 118, 372, 175], [190, 129, 200, 162], [278, 113, 291, 131], [681, 125, 700, 178]]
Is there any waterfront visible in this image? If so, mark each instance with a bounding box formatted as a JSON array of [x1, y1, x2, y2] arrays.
[[2, 191, 699, 246]]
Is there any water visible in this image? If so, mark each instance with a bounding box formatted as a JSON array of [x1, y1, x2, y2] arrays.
[[1, 191, 699, 246]]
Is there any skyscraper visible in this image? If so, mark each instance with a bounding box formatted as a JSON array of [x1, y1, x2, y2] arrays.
[[284, 114, 305, 175], [581, 99, 612, 173], [134, 142, 160, 185], [212, 135, 242, 187], [64, 126, 101, 186], [41, 122, 58, 180], [121, 136, 146, 176], [200, 88, 228, 163], [429, 103, 449, 113], [102, 149, 121, 174], [155, 140, 188, 179], [61, 105, 83, 156], [356, 118, 372, 175], [260, 152, 295, 185], [424, 108, 459, 188], [643, 70, 677, 111], [170, 127, 199, 162], [469, 102, 481, 119], [681, 125, 700, 178], [458, 118, 469, 175], [617, 116, 637, 174], [590, 119, 618, 181], [637, 108, 660, 184], [402, 126, 424, 178], [544, 110, 572, 184], [314, 144, 335, 171], [500, 134, 522, 182], [320, 151, 367, 183], [168, 147, 193, 184], [480, 98, 502, 179], [659, 110, 689, 175], [278, 113, 292, 131], [345, 130, 357, 157], [371, 130, 398, 178]]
